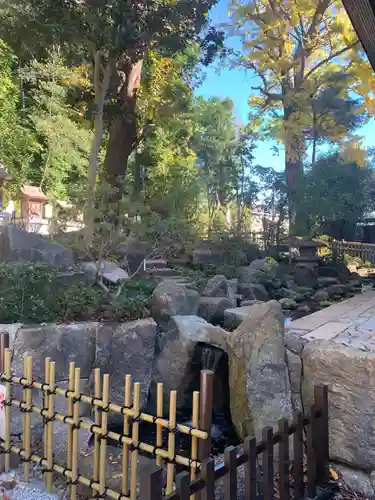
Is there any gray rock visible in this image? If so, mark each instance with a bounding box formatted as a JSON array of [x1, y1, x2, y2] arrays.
[[302, 341, 375, 470], [293, 267, 317, 288], [224, 305, 257, 330], [326, 284, 346, 297], [297, 305, 310, 313], [12, 322, 98, 381], [228, 301, 293, 440], [238, 283, 269, 301], [286, 350, 302, 411], [228, 278, 239, 294], [241, 300, 263, 307], [285, 333, 308, 354], [0, 224, 74, 266], [313, 290, 329, 302], [151, 315, 227, 413], [279, 298, 297, 310], [331, 463, 375, 498], [83, 260, 130, 285], [202, 275, 231, 298], [192, 248, 222, 266], [285, 280, 298, 291], [317, 276, 341, 287], [236, 266, 266, 284], [150, 280, 199, 330], [279, 288, 299, 300], [198, 297, 235, 325], [250, 258, 278, 274], [94, 319, 157, 416]]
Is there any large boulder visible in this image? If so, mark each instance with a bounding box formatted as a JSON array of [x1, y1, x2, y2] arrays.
[[202, 275, 232, 298], [0, 224, 74, 266], [313, 290, 329, 302], [279, 298, 297, 310], [198, 297, 235, 325], [238, 283, 269, 301], [224, 305, 257, 330], [227, 301, 293, 440], [237, 266, 265, 285], [150, 280, 200, 330], [94, 319, 158, 418], [83, 260, 129, 285], [11, 320, 158, 429], [302, 341, 375, 470], [318, 263, 351, 282], [150, 315, 228, 413]]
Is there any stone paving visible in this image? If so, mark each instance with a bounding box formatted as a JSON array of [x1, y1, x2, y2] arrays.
[[286, 286, 375, 351]]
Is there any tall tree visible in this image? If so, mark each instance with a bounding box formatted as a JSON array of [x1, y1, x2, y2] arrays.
[[230, 0, 367, 232]]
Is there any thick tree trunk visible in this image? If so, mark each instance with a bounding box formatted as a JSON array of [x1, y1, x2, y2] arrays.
[[84, 53, 111, 246], [103, 57, 143, 200], [284, 105, 305, 235]]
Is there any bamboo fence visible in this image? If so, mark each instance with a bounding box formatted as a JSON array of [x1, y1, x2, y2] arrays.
[[0, 346, 211, 500]]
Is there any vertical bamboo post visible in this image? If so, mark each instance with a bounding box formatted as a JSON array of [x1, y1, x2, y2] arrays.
[[130, 382, 141, 500], [198, 370, 214, 461], [4, 348, 12, 472], [46, 361, 56, 492], [67, 362, 76, 474], [99, 374, 109, 498], [166, 390, 177, 496], [0, 333, 9, 374], [156, 382, 164, 468], [121, 374, 131, 496], [23, 356, 33, 481], [70, 367, 81, 500], [0, 334, 9, 473], [43, 357, 51, 464], [190, 391, 200, 500], [93, 368, 101, 487]]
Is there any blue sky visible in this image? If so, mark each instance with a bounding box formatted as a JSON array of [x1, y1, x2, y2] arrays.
[[195, 0, 375, 171]]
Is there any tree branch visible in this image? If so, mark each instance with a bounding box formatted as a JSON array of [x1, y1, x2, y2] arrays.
[[304, 40, 360, 80]]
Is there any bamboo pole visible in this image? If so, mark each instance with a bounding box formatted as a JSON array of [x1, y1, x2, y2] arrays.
[[67, 362, 75, 473], [99, 374, 110, 497], [43, 357, 51, 465], [130, 382, 140, 500], [190, 391, 200, 500], [166, 390, 177, 495], [23, 356, 33, 481], [122, 374, 131, 496], [46, 361, 56, 492], [156, 383, 164, 468], [70, 367, 81, 500], [93, 368, 101, 485], [4, 348, 11, 472]]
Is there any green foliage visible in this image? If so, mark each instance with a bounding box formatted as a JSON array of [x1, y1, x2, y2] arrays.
[[0, 263, 156, 324], [304, 153, 372, 238], [0, 263, 104, 323]]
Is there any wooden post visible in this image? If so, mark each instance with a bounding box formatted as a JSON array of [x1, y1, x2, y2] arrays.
[[263, 427, 274, 500], [224, 446, 237, 500], [278, 419, 290, 500], [314, 385, 329, 486], [244, 436, 257, 500], [139, 464, 163, 500], [307, 406, 317, 499], [198, 370, 214, 461], [293, 412, 304, 500]]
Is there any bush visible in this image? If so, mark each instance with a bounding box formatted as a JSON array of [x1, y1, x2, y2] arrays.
[[0, 263, 155, 324]]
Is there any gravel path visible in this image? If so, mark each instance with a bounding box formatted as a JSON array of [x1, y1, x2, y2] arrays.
[[0, 469, 67, 500]]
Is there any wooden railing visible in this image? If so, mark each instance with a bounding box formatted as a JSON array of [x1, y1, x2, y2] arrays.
[[331, 240, 375, 264], [140, 386, 330, 500]]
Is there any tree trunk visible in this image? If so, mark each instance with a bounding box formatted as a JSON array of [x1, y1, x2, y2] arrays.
[[103, 57, 143, 200], [311, 104, 318, 168], [284, 105, 305, 235], [84, 53, 111, 246]]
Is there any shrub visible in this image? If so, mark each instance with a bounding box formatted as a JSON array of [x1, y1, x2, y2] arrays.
[[0, 263, 155, 324]]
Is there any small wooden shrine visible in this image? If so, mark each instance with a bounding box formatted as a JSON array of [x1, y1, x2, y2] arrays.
[[19, 185, 48, 220]]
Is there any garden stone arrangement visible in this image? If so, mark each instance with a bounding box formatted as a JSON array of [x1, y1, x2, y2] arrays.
[[1, 226, 375, 496]]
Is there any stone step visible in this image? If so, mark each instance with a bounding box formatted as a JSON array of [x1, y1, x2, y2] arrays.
[[147, 267, 181, 277], [145, 259, 167, 270]]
